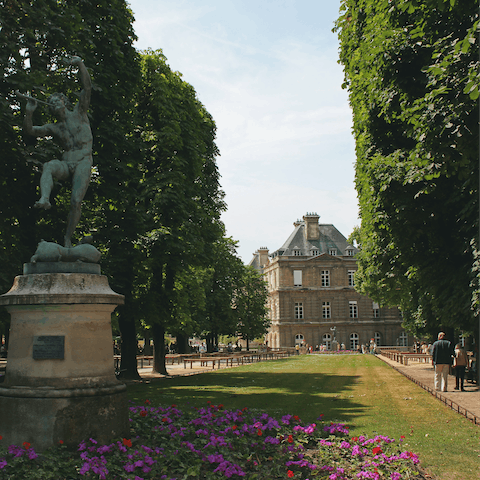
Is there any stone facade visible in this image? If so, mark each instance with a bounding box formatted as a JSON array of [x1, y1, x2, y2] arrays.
[[250, 214, 408, 350]]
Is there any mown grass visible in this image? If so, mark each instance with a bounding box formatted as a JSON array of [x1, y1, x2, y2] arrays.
[[127, 354, 480, 480]]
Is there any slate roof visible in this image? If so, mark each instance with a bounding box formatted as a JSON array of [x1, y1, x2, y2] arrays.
[[248, 253, 262, 270], [271, 221, 358, 258]]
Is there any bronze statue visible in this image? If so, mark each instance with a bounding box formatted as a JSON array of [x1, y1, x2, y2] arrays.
[[21, 56, 93, 248]]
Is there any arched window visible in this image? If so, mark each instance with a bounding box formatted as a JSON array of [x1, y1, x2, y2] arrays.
[[374, 332, 381, 346], [350, 333, 359, 350], [322, 333, 331, 350], [295, 334, 304, 345]]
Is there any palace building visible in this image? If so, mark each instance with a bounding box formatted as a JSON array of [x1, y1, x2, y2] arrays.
[[249, 213, 408, 350]]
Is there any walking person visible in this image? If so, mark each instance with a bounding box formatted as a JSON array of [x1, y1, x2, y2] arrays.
[[431, 332, 454, 392], [453, 343, 468, 391]]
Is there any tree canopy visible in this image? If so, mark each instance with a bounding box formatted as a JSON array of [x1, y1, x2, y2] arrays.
[[0, 2, 268, 372], [335, 0, 479, 337]]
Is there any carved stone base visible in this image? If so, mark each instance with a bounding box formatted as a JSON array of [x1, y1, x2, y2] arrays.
[[0, 272, 126, 451], [24, 262, 101, 275], [0, 386, 128, 451]]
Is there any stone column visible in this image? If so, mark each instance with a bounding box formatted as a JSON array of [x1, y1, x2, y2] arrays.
[[0, 267, 128, 452]]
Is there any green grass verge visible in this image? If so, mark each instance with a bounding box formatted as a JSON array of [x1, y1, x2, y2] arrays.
[[127, 354, 480, 480]]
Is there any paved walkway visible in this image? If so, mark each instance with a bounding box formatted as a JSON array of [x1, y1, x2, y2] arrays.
[[377, 354, 480, 424], [136, 358, 246, 379]]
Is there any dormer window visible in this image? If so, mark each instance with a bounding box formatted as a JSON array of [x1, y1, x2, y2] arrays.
[[346, 246, 354, 256], [329, 249, 337, 256], [292, 246, 301, 256], [311, 249, 319, 256]]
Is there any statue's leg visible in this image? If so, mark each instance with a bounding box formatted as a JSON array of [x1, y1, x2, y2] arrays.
[[65, 159, 92, 248], [34, 160, 69, 209]]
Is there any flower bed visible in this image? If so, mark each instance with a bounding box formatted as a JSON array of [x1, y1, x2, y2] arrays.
[[0, 401, 424, 479]]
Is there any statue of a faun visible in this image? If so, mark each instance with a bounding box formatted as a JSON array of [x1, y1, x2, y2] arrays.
[[22, 56, 93, 248]]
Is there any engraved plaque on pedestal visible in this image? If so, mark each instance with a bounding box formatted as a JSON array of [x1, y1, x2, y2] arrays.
[[33, 336, 65, 360]]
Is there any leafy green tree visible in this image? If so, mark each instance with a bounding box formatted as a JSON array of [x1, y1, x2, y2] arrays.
[[135, 50, 226, 372], [335, 0, 479, 340], [0, 0, 144, 377], [235, 266, 270, 351], [200, 236, 244, 352]]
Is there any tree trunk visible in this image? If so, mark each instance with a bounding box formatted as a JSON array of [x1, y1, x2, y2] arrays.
[[143, 333, 152, 355], [176, 333, 189, 354], [246, 336, 250, 351], [152, 323, 168, 375], [206, 333, 214, 353], [117, 304, 141, 380]]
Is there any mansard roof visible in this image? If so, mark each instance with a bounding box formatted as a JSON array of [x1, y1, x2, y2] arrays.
[[271, 220, 358, 258]]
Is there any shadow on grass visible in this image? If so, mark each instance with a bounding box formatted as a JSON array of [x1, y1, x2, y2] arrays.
[[127, 366, 366, 424]]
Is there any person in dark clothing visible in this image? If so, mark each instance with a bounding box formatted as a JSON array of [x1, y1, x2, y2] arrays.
[[453, 343, 468, 391], [431, 332, 454, 392]]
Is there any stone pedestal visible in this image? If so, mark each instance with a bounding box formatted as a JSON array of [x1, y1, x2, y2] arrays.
[[0, 268, 127, 452]]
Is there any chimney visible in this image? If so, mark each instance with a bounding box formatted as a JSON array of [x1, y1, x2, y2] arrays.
[[303, 212, 320, 241], [257, 247, 269, 267]]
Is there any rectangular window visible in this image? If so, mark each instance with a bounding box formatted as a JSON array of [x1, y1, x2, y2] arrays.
[[294, 302, 303, 319], [329, 249, 337, 256], [293, 250, 301, 256], [373, 302, 380, 318], [293, 270, 302, 287], [322, 301, 331, 319], [347, 249, 354, 256], [349, 301, 358, 318], [311, 249, 319, 256], [321, 270, 330, 287], [348, 270, 355, 286]]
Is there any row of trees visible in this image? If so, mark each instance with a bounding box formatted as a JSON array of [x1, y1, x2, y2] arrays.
[[335, 0, 479, 342], [0, 0, 269, 378]]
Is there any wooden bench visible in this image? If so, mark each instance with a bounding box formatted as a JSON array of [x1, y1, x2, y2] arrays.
[[165, 354, 198, 365], [183, 356, 236, 370]]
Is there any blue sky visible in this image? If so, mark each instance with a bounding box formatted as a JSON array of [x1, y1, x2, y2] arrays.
[[127, 0, 358, 261]]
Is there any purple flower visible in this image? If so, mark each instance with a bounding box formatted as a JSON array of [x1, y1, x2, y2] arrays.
[[79, 462, 90, 475], [26, 448, 38, 460], [352, 445, 363, 456], [144, 455, 156, 466]]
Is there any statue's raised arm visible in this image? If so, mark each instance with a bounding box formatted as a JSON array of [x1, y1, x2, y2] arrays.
[[69, 56, 91, 114]]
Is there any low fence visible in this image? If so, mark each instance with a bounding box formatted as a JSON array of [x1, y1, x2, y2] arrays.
[[377, 356, 480, 426]]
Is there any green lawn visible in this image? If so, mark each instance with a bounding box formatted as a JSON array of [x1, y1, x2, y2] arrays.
[[127, 354, 480, 480]]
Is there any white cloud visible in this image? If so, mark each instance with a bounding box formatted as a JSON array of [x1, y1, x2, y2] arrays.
[[128, 0, 358, 262]]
